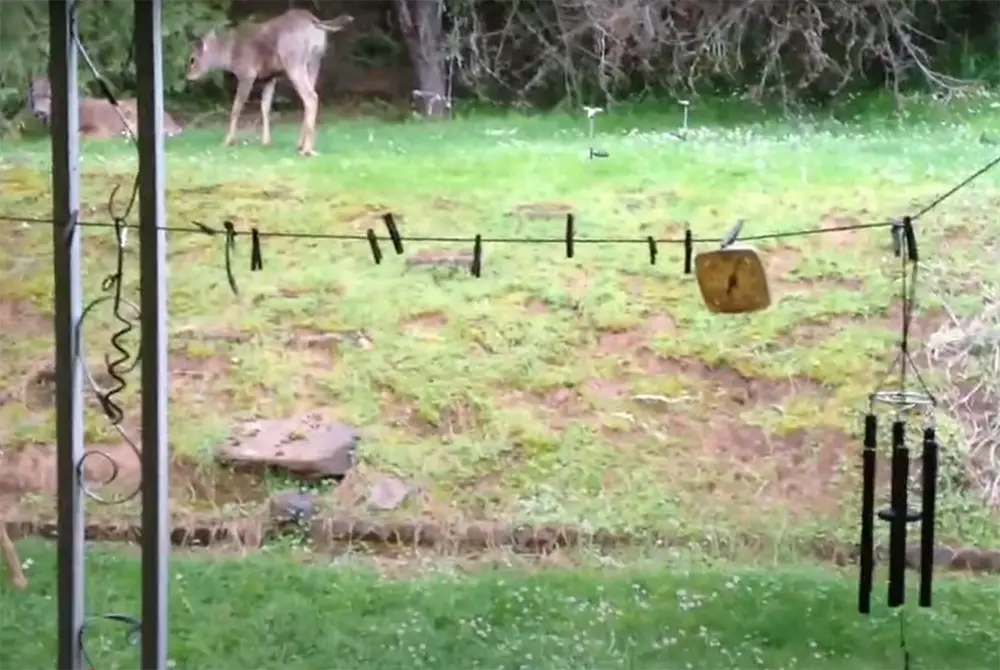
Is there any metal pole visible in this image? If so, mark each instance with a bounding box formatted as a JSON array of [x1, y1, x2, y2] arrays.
[[134, 0, 170, 667], [49, 0, 85, 667]]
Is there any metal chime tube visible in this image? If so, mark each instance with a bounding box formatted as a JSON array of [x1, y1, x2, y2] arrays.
[[858, 413, 877, 614], [919, 427, 939, 607], [887, 420, 909, 608]]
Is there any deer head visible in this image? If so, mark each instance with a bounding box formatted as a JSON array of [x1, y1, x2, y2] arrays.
[[28, 75, 52, 124], [186, 30, 226, 81]]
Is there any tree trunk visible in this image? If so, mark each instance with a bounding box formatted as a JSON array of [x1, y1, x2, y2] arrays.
[[393, 0, 450, 118]]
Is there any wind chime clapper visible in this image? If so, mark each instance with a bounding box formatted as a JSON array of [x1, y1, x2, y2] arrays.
[[858, 215, 940, 615], [694, 219, 772, 315]]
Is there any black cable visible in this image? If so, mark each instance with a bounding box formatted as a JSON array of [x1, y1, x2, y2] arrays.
[[899, 610, 911, 670], [78, 614, 142, 670], [0, 212, 895, 246], [910, 152, 1000, 221]]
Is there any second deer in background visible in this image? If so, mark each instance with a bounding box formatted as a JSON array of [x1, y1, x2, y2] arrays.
[[186, 9, 354, 156]]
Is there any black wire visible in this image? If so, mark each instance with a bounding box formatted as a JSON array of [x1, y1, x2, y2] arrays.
[[910, 152, 1000, 221], [0, 213, 895, 246], [78, 614, 142, 670], [899, 610, 911, 670]]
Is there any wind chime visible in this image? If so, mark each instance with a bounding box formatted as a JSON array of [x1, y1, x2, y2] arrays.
[[858, 217, 940, 615], [690, 215, 941, 618]]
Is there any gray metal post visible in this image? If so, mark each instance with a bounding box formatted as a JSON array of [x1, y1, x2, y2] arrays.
[[134, 0, 170, 667], [49, 0, 85, 668]]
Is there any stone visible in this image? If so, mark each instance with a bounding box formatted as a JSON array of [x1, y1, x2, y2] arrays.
[[218, 412, 359, 481], [268, 491, 318, 527], [367, 476, 411, 511]]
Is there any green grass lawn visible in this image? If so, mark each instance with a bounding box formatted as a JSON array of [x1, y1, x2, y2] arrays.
[[2, 539, 999, 669], [2, 98, 1000, 551]]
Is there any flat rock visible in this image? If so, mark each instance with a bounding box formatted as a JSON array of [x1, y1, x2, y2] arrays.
[[367, 476, 412, 511], [268, 490, 319, 526], [218, 412, 359, 481]]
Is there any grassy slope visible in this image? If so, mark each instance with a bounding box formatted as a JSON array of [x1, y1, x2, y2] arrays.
[[2, 539, 999, 669], [2, 98, 1000, 547]]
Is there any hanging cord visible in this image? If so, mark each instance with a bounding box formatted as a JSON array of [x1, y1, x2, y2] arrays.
[[899, 610, 911, 670]]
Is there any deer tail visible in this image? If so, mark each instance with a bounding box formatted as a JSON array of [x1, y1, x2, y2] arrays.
[[317, 14, 354, 33]]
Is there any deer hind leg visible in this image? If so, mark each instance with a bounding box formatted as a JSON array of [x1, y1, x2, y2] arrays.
[[224, 77, 255, 147], [0, 522, 26, 590], [260, 79, 277, 146], [287, 68, 319, 156]]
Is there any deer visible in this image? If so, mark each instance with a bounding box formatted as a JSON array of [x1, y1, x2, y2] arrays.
[[28, 75, 184, 140], [185, 10, 354, 156]]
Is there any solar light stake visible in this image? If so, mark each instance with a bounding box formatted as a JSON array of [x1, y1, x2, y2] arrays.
[[584, 106, 609, 159]]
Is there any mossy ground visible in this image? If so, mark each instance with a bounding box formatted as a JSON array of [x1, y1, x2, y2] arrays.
[[2, 97, 1000, 550]]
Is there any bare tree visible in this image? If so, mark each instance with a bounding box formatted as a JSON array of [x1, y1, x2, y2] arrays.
[[442, 0, 971, 109], [394, 0, 450, 118]]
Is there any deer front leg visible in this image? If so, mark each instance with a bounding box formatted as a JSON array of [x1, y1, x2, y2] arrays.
[[224, 78, 255, 147], [260, 79, 277, 146]]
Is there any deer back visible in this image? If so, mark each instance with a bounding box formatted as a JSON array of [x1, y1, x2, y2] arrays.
[[79, 98, 131, 139]]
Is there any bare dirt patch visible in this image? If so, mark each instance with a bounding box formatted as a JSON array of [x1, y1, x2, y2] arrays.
[[765, 243, 863, 296], [594, 314, 676, 358], [506, 202, 573, 220], [505, 338, 844, 517], [405, 249, 474, 271], [524, 298, 551, 315], [776, 302, 946, 349], [764, 426, 849, 515], [401, 311, 448, 336], [380, 389, 483, 437], [819, 207, 869, 249], [340, 203, 394, 229], [767, 244, 802, 275], [285, 328, 372, 355], [0, 298, 50, 336], [171, 351, 233, 385], [0, 442, 265, 519], [173, 325, 251, 345]]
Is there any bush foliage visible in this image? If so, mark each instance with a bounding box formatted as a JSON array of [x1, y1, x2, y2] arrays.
[[1, 0, 999, 118]]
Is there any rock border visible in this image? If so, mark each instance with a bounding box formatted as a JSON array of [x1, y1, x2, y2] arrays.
[[5, 516, 1000, 574]]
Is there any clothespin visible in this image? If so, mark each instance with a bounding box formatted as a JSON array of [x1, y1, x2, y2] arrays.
[[470, 234, 483, 277], [891, 216, 918, 262], [383, 213, 404, 255], [250, 228, 263, 271], [565, 214, 575, 258], [683, 226, 693, 274], [222, 220, 239, 295], [367, 229, 383, 265]]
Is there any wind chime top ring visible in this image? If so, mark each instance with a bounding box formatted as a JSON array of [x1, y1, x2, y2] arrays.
[[871, 389, 936, 411]]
